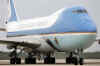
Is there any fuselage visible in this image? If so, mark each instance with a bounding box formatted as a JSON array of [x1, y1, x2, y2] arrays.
[[6, 6, 97, 52]]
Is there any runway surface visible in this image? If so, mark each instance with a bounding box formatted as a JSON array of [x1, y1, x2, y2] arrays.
[[0, 59, 100, 66]]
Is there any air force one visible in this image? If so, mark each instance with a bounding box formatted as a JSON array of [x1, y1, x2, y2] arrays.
[[0, 0, 97, 65]]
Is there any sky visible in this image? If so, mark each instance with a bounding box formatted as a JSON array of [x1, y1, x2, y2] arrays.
[[0, 0, 100, 52]]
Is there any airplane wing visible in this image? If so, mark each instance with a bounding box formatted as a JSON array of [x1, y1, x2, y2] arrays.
[[0, 39, 41, 49]]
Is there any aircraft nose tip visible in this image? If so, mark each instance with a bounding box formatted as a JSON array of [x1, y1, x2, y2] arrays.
[[87, 25, 97, 32], [82, 19, 97, 32]]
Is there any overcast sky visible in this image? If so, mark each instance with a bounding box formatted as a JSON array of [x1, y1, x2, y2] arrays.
[[0, 0, 100, 52]]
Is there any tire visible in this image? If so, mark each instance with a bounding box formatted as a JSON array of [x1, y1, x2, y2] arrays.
[[25, 57, 36, 64], [25, 58, 30, 64], [50, 57, 55, 64], [44, 57, 55, 64], [16, 58, 21, 64], [73, 57, 78, 65], [44, 57, 48, 64], [10, 58, 15, 64], [79, 58, 84, 65], [66, 57, 71, 64], [44, 57, 50, 64], [31, 57, 36, 64]]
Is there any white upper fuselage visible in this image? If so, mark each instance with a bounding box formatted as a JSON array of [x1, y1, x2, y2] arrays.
[[7, 8, 64, 33]]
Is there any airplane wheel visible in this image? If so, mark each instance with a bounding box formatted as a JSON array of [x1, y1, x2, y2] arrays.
[[44, 57, 55, 64], [16, 58, 21, 64], [44, 57, 50, 64], [50, 57, 55, 64], [25, 57, 36, 64], [73, 57, 78, 65], [66, 57, 71, 64], [10, 57, 21, 64], [79, 58, 84, 65], [10, 58, 15, 64], [25, 58, 30, 64], [30, 57, 36, 64]]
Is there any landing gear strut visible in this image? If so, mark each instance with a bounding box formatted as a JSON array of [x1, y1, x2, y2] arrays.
[[66, 48, 84, 65], [9, 46, 21, 64], [44, 53, 55, 64]]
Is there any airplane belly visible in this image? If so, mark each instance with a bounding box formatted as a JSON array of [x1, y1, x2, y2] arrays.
[[41, 32, 96, 52], [36, 39, 54, 52], [57, 33, 96, 51]]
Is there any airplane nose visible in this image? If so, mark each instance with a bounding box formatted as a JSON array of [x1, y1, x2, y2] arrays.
[[67, 14, 97, 33], [68, 6, 97, 33], [71, 12, 97, 32], [80, 18, 97, 32]]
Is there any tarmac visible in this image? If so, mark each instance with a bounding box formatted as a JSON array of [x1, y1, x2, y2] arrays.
[[0, 59, 100, 66]]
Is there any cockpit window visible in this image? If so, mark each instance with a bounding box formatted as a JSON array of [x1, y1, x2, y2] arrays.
[[72, 9, 88, 13]]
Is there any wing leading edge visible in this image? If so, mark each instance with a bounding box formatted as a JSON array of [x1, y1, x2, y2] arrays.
[[0, 39, 41, 49]]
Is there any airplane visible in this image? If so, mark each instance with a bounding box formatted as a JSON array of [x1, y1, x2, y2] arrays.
[[0, 0, 97, 65]]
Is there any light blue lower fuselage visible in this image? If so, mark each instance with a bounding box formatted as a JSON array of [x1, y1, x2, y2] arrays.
[[36, 33, 96, 52]]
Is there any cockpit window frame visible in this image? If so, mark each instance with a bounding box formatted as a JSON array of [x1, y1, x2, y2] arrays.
[[72, 9, 88, 14]]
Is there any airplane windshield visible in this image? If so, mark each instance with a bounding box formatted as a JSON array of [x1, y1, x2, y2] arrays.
[[72, 9, 88, 13]]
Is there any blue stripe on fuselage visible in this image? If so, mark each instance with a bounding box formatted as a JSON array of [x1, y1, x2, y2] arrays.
[[7, 6, 97, 37]]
